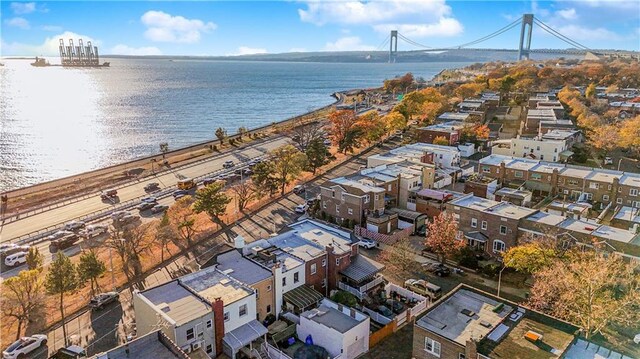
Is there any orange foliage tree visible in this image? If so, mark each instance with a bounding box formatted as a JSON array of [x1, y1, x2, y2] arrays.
[[432, 136, 450, 146], [425, 212, 464, 263]]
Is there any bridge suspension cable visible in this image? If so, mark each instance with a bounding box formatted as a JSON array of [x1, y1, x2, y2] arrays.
[[374, 34, 391, 51], [397, 33, 433, 49], [533, 19, 590, 50], [450, 18, 521, 49]]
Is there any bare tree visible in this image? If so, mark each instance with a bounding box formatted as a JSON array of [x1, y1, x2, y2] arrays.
[[230, 181, 257, 212], [378, 240, 415, 272], [105, 223, 154, 288], [2, 270, 45, 339], [167, 196, 201, 249], [287, 121, 325, 151]]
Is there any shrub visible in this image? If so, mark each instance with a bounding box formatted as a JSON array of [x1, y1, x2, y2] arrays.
[[328, 215, 335, 224], [331, 290, 358, 307], [455, 247, 479, 269], [481, 263, 501, 278], [320, 211, 327, 221]]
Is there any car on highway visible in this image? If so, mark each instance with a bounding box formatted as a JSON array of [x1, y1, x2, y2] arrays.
[[422, 262, 451, 277], [136, 202, 157, 212], [89, 292, 120, 310], [404, 279, 442, 300], [0, 244, 30, 258], [293, 185, 305, 194], [4, 251, 27, 267], [100, 189, 118, 201], [80, 225, 108, 238], [294, 204, 308, 213], [140, 196, 158, 203], [2, 334, 48, 359], [63, 220, 86, 232], [248, 159, 262, 167], [202, 177, 217, 186], [174, 193, 187, 201], [357, 238, 377, 249], [144, 182, 160, 192], [49, 233, 80, 252], [110, 211, 131, 220], [113, 214, 140, 227], [150, 204, 169, 214], [242, 168, 253, 176], [46, 230, 74, 242], [223, 160, 235, 169], [173, 190, 189, 198]]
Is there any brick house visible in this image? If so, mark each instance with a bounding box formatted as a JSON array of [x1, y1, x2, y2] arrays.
[[414, 121, 465, 145]]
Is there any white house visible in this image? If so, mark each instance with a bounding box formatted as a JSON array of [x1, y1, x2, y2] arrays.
[[491, 136, 569, 162], [367, 143, 461, 170], [297, 299, 370, 359]]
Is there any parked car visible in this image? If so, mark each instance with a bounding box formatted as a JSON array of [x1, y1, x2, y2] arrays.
[[89, 292, 120, 310], [150, 204, 169, 214], [375, 305, 394, 318], [242, 168, 253, 176], [293, 185, 305, 194], [404, 279, 442, 300], [80, 225, 108, 238], [63, 220, 86, 232], [136, 201, 156, 212], [172, 190, 189, 198], [49, 233, 79, 252], [46, 230, 74, 242], [4, 251, 27, 267], [294, 204, 308, 213], [422, 262, 451, 277], [604, 156, 613, 165], [223, 160, 235, 169], [385, 299, 405, 314], [50, 345, 87, 359], [0, 244, 30, 259], [100, 189, 118, 201], [2, 334, 48, 359], [143, 182, 160, 191], [357, 238, 377, 249]]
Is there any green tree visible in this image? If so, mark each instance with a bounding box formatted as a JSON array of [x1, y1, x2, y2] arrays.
[[502, 242, 556, 274], [305, 138, 331, 174], [25, 246, 44, 271], [252, 161, 279, 198], [270, 145, 307, 195], [77, 250, 107, 297], [2, 270, 45, 339], [46, 252, 79, 346], [215, 127, 226, 145], [378, 240, 415, 272], [193, 181, 232, 226], [338, 127, 364, 154]]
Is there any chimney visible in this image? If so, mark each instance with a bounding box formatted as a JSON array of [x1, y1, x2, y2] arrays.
[[234, 235, 245, 249], [350, 308, 356, 318], [213, 297, 225, 357], [465, 338, 478, 359]]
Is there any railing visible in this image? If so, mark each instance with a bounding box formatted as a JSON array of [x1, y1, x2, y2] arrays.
[[354, 225, 413, 245], [265, 343, 293, 359], [361, 307, 393, 325], [338, 282, 365, 300], [338, 275, 385, 300]]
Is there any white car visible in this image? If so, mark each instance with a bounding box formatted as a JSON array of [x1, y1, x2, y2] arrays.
[[294, 204, 308, 213], [63, 220, 86, 232], [110, 210, 130, 220], [81, 225, 108, 238], [4, 252, 27, 267], [604, 157, 613, 165], [2, 334, 47, 359], [357, 238, 377, 249]]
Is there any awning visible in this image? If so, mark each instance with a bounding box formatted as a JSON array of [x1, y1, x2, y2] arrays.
[[415, 188, 453, 201], [464, 231, 489, 243], [223, 320, 268, 353], [559, 150, 574, 159], [340, 255, 385, 283], [283, 285, 323, 310]]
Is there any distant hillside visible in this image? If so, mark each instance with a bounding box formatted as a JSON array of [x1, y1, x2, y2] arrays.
[[104, 49, 581, 63]]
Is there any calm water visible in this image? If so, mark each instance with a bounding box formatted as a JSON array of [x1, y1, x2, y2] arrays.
[[0, 58, 466, 191]]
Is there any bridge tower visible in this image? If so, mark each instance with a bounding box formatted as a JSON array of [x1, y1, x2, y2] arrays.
[[518, 14, 534, 60], [389, 30, 398, 63]]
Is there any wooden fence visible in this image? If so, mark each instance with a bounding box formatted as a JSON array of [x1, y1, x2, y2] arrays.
[[369, 320, 397, 348], [354, 225, 413, 245]]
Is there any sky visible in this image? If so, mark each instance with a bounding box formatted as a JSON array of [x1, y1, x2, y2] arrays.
[[1, 0, 639, 56]]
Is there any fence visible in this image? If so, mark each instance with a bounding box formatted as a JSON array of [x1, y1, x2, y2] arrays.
[[265, 343, 293, 359], [354, 225, 413, 245], [368, 320, 397, 348], [361, 307, 393, 325]]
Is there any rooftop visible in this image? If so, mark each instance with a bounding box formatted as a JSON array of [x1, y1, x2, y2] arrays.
[[527, 108, 557, 119], [216, 250, 272, 285], [450, 194, 536, 219], [437, 112, 470, 121], [418, 121, 466, 133], [563, 339, 634, 359], [287, 219, 354, 256], [340, 254, 385, 283], [301, 300, 367, 334], [494, 187, 532, 200], [613, 206, 640, 224], [525, 211, 566, 226], [590, 225, 638, 244], [325, 176, 386, 195], [138, 280, 210, 326], [547, 201, 590, 213], [90, 331, 188, 359], [180, 266, 253, 306], [541, 129, 580, 141]]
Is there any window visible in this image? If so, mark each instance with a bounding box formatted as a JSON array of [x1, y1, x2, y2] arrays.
[[388, 184, 392, 191], [186, 328, 195, 341], [332, 190, 335, 198], [540, 155, 544, 160], [267, 285, 272, 291], [459, 354, 466, 359], [493, 240, 506, 253], [282, 277, 287, 286], [322, 278, 327, 287], [364, 195, 370, 203], [554, 148, 558, 153], [567, 179, 579, 186], [515, 171, 523, 178], [481, 221, 487, 230], [239, 304, 248, 317], [424, 337, 441, 357], [536, 146, 540, 151], [322, 259, 326, 267], [311, 263, 317, 275], [499, 225, 507, 235], [341, 193, 345, 201], [631, 189, 638, 196], [482, 166, 490, 173], [294, 272, 299, 283], [336, 258, 341, 265], [206, 320, 212, 329], [617, 198, 623, 204], [589, 182, 599, 189], [531, 173, 542, 180], [255, 288, 259, 298], [336, 205, 340, 214], [323, 201, 327, 209], [206, 345, 213, 354], [348, 208, 353, 215], [608, 185, 612, 190], [471, 218, 477, 228], [603, 195, 609, 202], [224, 312, 230, 322], [267, 305, 271, 313], [375, 194, 379, 201]]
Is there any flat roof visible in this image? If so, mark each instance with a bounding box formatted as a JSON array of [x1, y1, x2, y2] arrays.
[[585, 169, 621, 184], [138, 280, 210, 326], [180, 266, 253, 306], [557, 218, 600, 234], [416, 288, 513, 346], [614, 206, 640, 224], [494, 187, 532, 199], [529, 162, 565, 174], [287, 219, 354, 256], [419, 121, 466, 132], [301, 303, 364, 334], [547, 201, 590, 213], [525, 211, 566, 226], [437, 112, 470, 120], [591, 225, 638, 244], [449, 194, 536, 219], [327, 177, 386, 194], [564, 339, 634, 359], [92, 331, 186, 359], [542, 129, 580, 140], [216, 250, 272, 285], [619, 172, 640, 187]]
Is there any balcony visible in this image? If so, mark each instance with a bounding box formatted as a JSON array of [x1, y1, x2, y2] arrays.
[[338, 275, 385, 300]]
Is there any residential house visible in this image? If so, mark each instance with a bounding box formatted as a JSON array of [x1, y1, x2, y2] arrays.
[[437, 112, 470, 123], [609, 206, 640, 232], [491, 136, 570, 162], [368, 143, 462, 170], [540, 129, 582, 148], [524, 108, 557, 134], [414, 121, 465, 145], [358, 162, 432, 209], [89, 331, 190, 359], [493, 187, 533, 207], [539, 119, 575, 134], [409, 189, 457, 218], [463, 175, 499, 199]]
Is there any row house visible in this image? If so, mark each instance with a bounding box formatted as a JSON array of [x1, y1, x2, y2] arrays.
[[480, 91, 501, 107], [536, 99, 565, 118], [478, 155, 640, 209], [408, 188, 458, 219], [358, 162, 432, 209], [490, 136, 570, 162], [523, 108, 557, 134], [540, 129, 582, 148], [610, 206, 640, 232], [539, 118, 575, 134], [436, 112, 470, 123], [414, 121, 465, 145], [367, 143, 462, 170], [446, 193, 536, 256]]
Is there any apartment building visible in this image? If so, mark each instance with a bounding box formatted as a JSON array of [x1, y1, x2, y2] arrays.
[[490, 136, 570, 162], [478, 155, 640, 208], [447, 193, 536, 255], [414, 121, 465, 145], [413, 284, 584, 359], [358, 162, 431, 209]]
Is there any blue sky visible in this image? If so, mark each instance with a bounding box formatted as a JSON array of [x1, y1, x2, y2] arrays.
[[1, 1, 639, 56]]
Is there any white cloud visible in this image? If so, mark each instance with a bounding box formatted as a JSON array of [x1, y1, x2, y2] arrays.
[[42, 25, 63, 32], [580, 0, 639, 10], [324, 36, 375, 51], [141, 11, 216, 44], [298, 0, 462, 38], [553, 24, 621, 41], [556, 8, 578, 20], [1, 31, 97, 56], [288, 47, 307, 52], [227, 46, 268, 56], [5, 17, 30, 29], [110, 44, 162, 56], [10, 2, 35, 14]]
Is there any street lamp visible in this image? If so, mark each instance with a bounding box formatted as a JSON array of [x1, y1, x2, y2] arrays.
[[497, 258, 515, 298], [617, 157, 640, 171]]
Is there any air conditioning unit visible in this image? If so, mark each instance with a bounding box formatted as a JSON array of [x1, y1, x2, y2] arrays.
[[183, 345, 192, 354], [192, 340, 203, 350]]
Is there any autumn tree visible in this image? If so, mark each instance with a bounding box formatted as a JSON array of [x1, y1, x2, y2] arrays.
[[327, 109, 363, 154], [425, 212, 464, 263], [432, 136, 450, 146], [383, 73, 414, 93], [155, 212, 174, 263], [288, 121, 325, 151], [215, 127, 226, 145], [502, 242, 557, 274], [77, 250, 106, 297], [230, 181, 257, 211], [585, 83, 597, 99], [269, 145, 307, 194], [25, 246, 44, 271], [378, 240, 415, 272], [419, 102, 445, 125], [46, 252, 78, 346], [382, 111, 407, 132], [2, 269, 45, 339], [193, 181, 232, 225], [252, 161, 279, 197], [359, 112, 387, 144], [455, 82, 485, 99], [167, 196, 200, 248], [527, 250, 640, 340], [619, 115, 640, 154], [106, 224, 154, 287], [589, 124, 620, 153], [237, 126, 248, 139], [305, 138, 331, 174]]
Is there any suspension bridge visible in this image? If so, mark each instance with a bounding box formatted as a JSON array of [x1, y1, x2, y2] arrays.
[[379, 14, 639, 63]]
